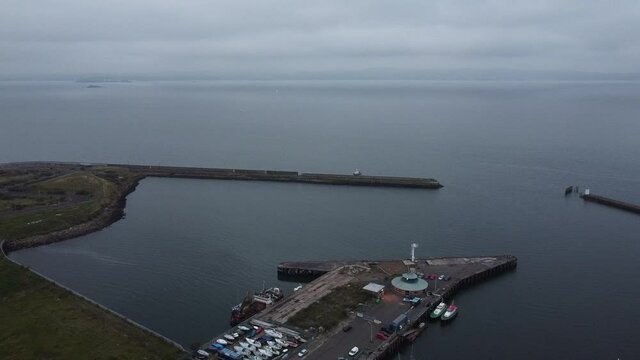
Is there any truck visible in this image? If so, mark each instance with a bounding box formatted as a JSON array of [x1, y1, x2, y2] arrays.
[[388, 313, 408, 332]]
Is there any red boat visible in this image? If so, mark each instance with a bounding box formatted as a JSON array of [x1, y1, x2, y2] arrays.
[[230, 287, 283, 326]]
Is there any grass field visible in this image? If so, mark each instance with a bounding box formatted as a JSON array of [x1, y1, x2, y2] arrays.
[[0, 164, 183, 359], [0, 169, 124, 244], [288, 282, 371, 331], [0, 256, 183, 360]]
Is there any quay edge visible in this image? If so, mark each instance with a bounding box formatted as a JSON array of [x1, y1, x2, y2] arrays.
[[206, 256, 517, 360]]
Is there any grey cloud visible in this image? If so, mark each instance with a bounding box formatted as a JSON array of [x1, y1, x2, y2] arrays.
[[1, 0, 639, 79]]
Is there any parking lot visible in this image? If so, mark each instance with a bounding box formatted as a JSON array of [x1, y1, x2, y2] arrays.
[[304, 290, 422, 360]]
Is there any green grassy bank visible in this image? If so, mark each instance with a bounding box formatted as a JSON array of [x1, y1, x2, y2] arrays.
[[0, 163, 183, 359], [0, 256, 183, 360]]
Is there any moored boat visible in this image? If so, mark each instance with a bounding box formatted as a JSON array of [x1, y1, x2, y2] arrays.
[[265, 329, 283, 338], [441, 302, 458, 321], [430, 302, 447, 319], [230, 287, 284, 326]]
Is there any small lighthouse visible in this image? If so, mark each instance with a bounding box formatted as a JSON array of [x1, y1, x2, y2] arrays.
[[411, 243, 418, 262]]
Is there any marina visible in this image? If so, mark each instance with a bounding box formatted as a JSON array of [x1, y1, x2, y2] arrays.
[[200, 254, 517, 360]]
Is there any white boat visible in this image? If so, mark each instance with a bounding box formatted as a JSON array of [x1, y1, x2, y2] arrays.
[[216, 338, 228, 345], [442, 302, 458, 321], [293, 284, 303, 292], [275, 338, 288, 347], [430, 302, 447, 319], [295, 335, 307, 343], [224, 334, 235, 341], [259, 348, 271, 357], [241, 342, 256, 352], [265, 329, 283, 338], [238, 325, 251, 331]]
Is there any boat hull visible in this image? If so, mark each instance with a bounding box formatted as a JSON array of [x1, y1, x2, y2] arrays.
[[441, 310, 458, 321], [430, 303, 447, 319]]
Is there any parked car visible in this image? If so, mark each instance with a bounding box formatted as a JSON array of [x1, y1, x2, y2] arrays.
[[375, 331, 388, 340], [426, 274, 437, 280], [298, 349, 308, 357], [342, 324, 352, 332], [403, 296, 421, 306], [348, 347, 360, 356]]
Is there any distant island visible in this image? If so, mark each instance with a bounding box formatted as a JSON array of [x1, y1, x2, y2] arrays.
[[76, 76, 131, 83]]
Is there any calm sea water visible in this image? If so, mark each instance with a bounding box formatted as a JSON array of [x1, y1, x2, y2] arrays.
[[4, 80, 640, 359]]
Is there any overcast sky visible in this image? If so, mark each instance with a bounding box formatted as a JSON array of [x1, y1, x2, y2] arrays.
[[1, 0, 639, 79]]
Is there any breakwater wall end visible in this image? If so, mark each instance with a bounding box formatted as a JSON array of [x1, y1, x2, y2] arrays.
[[581, 193, 640, 215]]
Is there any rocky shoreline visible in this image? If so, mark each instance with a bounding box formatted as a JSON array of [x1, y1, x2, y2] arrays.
[[3, 174, 143, 253]]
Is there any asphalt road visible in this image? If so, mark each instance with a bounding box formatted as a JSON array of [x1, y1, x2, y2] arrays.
[[305, 292, 414, 360]]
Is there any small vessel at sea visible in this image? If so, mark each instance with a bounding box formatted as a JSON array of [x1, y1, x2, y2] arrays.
[[441, 302, 458, 321], [230, 286, 284, 326], [430, 302, 447, 319]]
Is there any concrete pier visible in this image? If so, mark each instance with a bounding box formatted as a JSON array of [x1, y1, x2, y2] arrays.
[[117, 164, 444, 189], [581, 193, 640, 215], [2, 161, 443, 189], [201, 255, 516, 360]]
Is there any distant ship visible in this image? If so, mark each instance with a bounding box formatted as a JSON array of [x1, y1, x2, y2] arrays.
[[230, 287, 283, 326]]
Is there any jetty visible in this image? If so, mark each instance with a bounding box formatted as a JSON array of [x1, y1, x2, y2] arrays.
[[4, 161, 443, 189], [113, 164, 443, 189], [581, 193, 640, 215], [201, 255, 516, 360]]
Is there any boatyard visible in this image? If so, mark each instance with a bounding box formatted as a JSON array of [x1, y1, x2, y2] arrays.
[[200, 253, 517, 360]]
